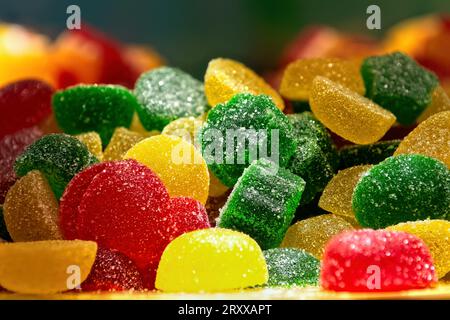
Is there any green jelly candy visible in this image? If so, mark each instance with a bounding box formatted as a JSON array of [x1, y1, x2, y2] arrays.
[[338, 140, 401, 170], [263, 248, 320, 287], [291, 101, 311, 113], [52, 85, 137, 147], [14, 134, 98, 199], [361, 52, 438, 125], [218, 159, 305, 250], [288, 139, 334, 205], [352, 154, 450, 229], [134, 67, 209, 131], [0, 205, 12, 242], [201, 93, 297, 187]]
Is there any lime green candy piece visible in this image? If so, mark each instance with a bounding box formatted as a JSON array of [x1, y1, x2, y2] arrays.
[[52, 85, 137, 147], [155, 228, 268, 292]]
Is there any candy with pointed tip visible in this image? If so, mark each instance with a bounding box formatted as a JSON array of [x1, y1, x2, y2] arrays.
[[75, 132, 103, 161], [103, 127, 144, 161]]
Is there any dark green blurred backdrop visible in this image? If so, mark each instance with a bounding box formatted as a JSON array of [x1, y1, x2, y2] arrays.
[[1, 0, 449, 78]]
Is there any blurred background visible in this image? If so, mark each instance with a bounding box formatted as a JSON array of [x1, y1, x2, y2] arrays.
[[1, 0, 449, 78]]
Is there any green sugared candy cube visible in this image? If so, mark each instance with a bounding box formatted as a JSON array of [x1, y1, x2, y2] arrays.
[[352, 154, 450, 229], [288, 139, 334, 205], [52, 85, 137, 147], [134, 67, 209, 131], [0, 205, 12, 242], [218, 159, 305, 250], [263, 248, 320, 287], [361, 52, 438, 125], [201, 93, 297, 187], [338, 140, 401, 170], [14, 134, 98, 199]]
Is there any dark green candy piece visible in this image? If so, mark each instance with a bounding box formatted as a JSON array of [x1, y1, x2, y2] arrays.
[[52, 85, 136, 147], [291, 101, 311, 113], [263, 248, 320, 287], [14, 134, 98, 199], [352, 154, 450, 229], [134, 67, 209, 131], [361, 52, 438, 125], [0, 205, 12, 242], [338, 140, 401, 170], [218, 159, 305, 250], [201, 93, 297, 187]]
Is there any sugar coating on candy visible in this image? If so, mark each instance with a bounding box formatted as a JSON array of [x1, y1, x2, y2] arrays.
[[352, 154, 450, 229], [0, 126, 43, 203], [288, 112, 338, 170], [14, 134, 98, 199], [263, 248, 320, 287], [338, 140, 400, 169], [200, 93, 297, 187], [4, 170, 62, 241], [361, 52, 438, 125], [0, 206, 11, 241], [0, 240, 97, 294], [0, 79, 53, 139], [125, 135, 209, 204], [81, 247, 144, 292], [418, 86, 450, 122], [394, 111, 450, 168], [155, 228, 268, 292], [288, 139, 335, 205], [103, 127, 144, 161], [310, 76, 396, 144], [321, 229, 437, 292], [319, 165, 372, 219], [280, 58, 365, 101], [134, 67, 209, 131], [75, 132, 103, 161], [52, 84, 137, 146], [218, 159, 305, 250], [162, 116, 203, 146], [204, 58, 285, 110], [281, 214, 354, 259], [388, 220, 450, 279]]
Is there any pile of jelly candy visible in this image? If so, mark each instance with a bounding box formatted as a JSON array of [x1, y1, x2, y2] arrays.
[[0, 23, 450, 296]]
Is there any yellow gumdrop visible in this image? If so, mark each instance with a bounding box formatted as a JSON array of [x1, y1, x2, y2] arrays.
[[155, 228, 268, 292], [319, 165, 372, 220], [281, 214, 354, 259], [103, 127, 145, 161], [0, 240, 97, 294], [418, 86, 450, 122], [310, 76, 396, 144], [4, 171, 62, 242], [394, 111, 450, 168], [280, 58, 365, 101], [387, 220, 450, 279], [204, 58, 285, 110], [75, 132, 103, 161], [124, 135, 209, 204]]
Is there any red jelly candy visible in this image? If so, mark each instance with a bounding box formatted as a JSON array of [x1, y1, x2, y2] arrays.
[[321, 229, 437, 292], [0, 79, 53, 139], [0, 127, 43, 203], [81, 247, 144, 292]]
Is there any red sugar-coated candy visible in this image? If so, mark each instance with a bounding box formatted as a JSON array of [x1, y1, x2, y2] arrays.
[[321, 229, 437, 292], [81, 247, 144, 292], [0, 127, 43, 203], [0, 80, 53, 139]]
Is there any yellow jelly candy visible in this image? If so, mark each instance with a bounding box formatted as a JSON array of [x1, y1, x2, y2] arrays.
[[124, 135, 209, 204], [204, 58, 285, 110], [75, 132, 103, 161], [3, 171, 62, 242], [418, 86, 450, 122], [129, 112, 160, 137], [103, 127, 145, 161], [319, 165, 372, 220], [281, 214, 354, 259], [155, 228, 268, 292], [388, 220, 450, 278], [310, 76, 396, 144], [394, 111, 450, 168], [280, 58, 365, 101], [0, 240, 97, 294]]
